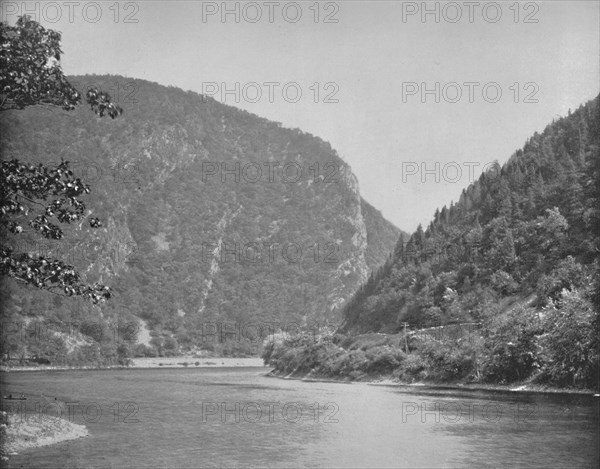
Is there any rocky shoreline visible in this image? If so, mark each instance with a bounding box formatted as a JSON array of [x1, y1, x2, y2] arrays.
[[1, 411, 88, 460]]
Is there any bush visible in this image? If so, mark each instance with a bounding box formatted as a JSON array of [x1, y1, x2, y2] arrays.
[[477, 306, 540, 383], [393, 353, 428, 382], [331, 350, 368, 377], [537, 289, 598, 388], [133, 343, 154, 357], [364, 346, 405, 374], [536, 256, 586, 306], [416, 337, 475, 381], [490, 270, 518, 295]]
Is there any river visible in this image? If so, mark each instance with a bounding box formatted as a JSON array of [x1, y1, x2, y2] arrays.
[[1, 367, 598, 468]]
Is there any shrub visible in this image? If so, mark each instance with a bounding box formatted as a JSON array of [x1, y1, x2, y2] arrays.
[[478, 306, 540, 383], [331, 350, 368, 377], [537, 289, 598, 388], [364, 346, 405, 374], [490, 270, 518, 295], [536, 256, 586, 306], [416, 337, 475, 381], [395, 353, 428, 381]]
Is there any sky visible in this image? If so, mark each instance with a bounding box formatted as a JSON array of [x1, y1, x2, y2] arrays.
[[3, 1, 599, 231]]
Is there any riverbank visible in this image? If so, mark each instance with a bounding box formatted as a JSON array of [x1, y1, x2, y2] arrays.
[[1, 411, 88, 459], [262, 326, 599, 394], [0, 357, 266, 372], [266, 369, 599, 396]]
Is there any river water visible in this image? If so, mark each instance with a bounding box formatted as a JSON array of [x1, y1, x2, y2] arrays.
[[1, 367, 598, 468]]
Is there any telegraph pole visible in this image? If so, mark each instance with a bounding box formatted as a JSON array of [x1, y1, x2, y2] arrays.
[[401, 322, 409, 353]]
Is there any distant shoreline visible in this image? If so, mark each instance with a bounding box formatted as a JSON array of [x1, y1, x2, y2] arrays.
[[0, 357, 267, 372], [266, 370, 599, 397], [129, 356, 266, 369]]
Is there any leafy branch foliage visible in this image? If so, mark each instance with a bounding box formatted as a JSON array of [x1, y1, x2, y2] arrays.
[[1, 15, 122, 117], [1, 16, 122, 304]]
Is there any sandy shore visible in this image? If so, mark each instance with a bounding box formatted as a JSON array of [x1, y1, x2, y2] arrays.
[[1, 357, 267, 372], [129, 356, 267, 368], [1, 412, 88, 457]]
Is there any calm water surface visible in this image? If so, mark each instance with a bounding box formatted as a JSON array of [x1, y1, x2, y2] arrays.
[[1, 367, 598, 468]]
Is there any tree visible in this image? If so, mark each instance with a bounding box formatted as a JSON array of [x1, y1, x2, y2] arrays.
[[479, 306, 539, 383], [538, 289, 598, 387], [0, 16, 122, 117], [0, 16, 122, 303], [496, 179, 513, 219]]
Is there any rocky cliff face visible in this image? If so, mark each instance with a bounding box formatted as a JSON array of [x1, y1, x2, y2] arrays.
[[0, 75, 402, 357]]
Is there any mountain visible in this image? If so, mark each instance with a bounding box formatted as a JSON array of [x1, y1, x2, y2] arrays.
[[263, 95, 599, 390], [0, 75, 403, 363], [340, 96, 599, 334]]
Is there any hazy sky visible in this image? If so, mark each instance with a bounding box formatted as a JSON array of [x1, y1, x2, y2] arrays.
[[4, 1, 599, 231]]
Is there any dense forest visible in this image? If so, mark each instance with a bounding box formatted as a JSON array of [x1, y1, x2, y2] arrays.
[[263, 95, 600, 390], [0, 75, 403, 365]]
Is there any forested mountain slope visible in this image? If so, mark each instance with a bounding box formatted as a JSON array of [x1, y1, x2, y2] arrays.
[[262, 95, 599, 390], [341, 95, 599, 334], [0, 75, 402, 363]]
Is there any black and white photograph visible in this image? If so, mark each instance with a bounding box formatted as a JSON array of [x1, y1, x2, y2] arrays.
[[0, 1, 599, 467]]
